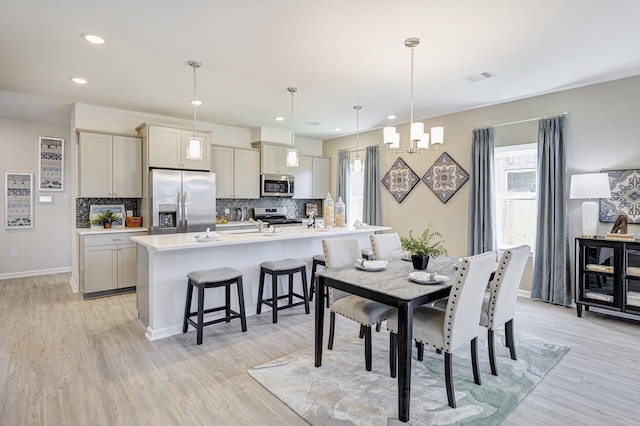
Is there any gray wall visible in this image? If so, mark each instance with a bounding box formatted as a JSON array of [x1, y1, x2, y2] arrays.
[[324, 75, 640, 293], [0, 117, 71, 278]]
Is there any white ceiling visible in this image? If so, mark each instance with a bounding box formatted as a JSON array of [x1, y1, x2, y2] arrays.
[[2, 0, 640, 140]]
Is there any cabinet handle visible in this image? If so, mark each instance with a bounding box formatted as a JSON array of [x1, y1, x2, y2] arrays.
[[112, 238, 122, 241]]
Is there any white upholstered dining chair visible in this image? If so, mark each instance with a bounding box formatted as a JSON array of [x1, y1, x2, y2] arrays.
[[387, 251, 496, 408], [322, 237, 396, 371], [370, 232, 403, 261], [432, 244, 530, 376]]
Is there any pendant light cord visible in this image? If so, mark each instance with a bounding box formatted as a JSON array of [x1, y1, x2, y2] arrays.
[[188, 60, 201, 138], [288, 87, 297, 148]]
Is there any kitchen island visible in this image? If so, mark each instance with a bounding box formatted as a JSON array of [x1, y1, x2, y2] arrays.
[[132, 225, 390, 340]]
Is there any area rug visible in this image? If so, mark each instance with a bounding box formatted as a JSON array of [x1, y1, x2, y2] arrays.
[[248, 332, 569, 425]]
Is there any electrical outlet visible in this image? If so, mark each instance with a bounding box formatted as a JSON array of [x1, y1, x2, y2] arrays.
[[10, 249, 18, 258]]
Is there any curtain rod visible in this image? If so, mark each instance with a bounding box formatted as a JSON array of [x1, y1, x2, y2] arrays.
[[472, 111, 568, 130], [339, 144, 378, 153]]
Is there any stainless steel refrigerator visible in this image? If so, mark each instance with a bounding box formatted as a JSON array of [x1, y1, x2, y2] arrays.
[[149, 169, 216, 234]]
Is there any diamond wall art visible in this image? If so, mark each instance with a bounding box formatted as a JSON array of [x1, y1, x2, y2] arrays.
[[599, 169, 640, 223], [381, 157, 420, 204], [422, 152, 469, 204]]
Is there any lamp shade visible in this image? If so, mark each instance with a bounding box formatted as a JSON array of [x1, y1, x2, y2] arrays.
[[569, 173, 612, 199]]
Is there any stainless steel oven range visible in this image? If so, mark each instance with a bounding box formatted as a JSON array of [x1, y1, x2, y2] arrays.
[[253, 207, 303, 227]]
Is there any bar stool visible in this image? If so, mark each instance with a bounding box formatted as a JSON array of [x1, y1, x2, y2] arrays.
[[183, 267, 247, 345], [309, 254, 330, 307], [257, 258, 310, 323]]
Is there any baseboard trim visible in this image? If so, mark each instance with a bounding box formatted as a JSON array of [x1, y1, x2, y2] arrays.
[[518, 289, 531, 299], [0, 267, 72, 281]]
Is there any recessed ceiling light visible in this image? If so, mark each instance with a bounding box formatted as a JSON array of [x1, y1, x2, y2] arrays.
[[72, 77, 87, 85], [387, 115, 397, 120], [334, 128, 342, 132], [190, 99, 202, 106], [274, 116, 285, 121], [83, 33, 105, 44]]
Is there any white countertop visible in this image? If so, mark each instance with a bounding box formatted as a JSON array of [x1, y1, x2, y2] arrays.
[[131, 225, 390, 252], [76, 227, 148, 235]]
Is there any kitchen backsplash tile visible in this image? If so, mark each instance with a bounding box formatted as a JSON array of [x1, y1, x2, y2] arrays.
[[216, 198, 322, 221], [76, 198, 140, 228]]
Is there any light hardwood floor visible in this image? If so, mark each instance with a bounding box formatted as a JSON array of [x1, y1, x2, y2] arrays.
[[1, 273, 639, 425]]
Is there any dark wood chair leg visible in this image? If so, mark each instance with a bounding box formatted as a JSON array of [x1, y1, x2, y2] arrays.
[[271, 272, 278, 324], [505, 319, 517, 360], [364, 325, 372, 371], [375, 322, 381, 332], [445, 352, 456, 408], [488, 328, 498, 376], [309, 261, 318, 301], [301, 267, 310, 314], [183, 280, 194, 333], [225, 284, 231, 322], [471, 337, 481, 385], [256, 269, 265, 315], [417, 342, 424, 361], [328, 311, 336, 350], [196, 284, 205, 345], [236, 277, 247, 332], [288, 273, 294, 306], [390, 332, 397, 378], [359, 324, 365, 338]]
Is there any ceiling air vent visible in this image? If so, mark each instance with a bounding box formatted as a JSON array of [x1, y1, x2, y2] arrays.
[[308, 121, 322, 126], [465, 71, 494, 83]]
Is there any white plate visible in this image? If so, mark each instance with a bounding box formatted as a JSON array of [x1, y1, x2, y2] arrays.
[[355, 260, 388, 272], [408, 271, 450, 285]]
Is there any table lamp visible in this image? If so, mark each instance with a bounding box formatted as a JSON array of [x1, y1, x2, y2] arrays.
[[569, 173, 612, 238]]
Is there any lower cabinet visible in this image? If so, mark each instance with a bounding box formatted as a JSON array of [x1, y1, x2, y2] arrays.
[[80, 231, 147, 298]]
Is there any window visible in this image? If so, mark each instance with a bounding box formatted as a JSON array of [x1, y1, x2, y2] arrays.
[[494, 144, 537, 251]]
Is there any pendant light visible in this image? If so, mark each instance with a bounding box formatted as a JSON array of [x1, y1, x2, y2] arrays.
[[352, 105, 363, 172], [383, 38, 444, 154], [285, 87, 299, 167], [186, 60, 203, 160]]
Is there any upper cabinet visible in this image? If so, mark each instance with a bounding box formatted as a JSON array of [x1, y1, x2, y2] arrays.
[[252, 142, 293, 175], [251, 142, 330, 199], [77, 130, 142, 198], [311, 157, 331, 198], [211, 146, 260, 199], [136, 123, 210, 171]]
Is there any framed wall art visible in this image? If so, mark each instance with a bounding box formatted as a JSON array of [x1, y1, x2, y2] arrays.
[[39, 136, 64, 191], [422, 152, 469, 204], [5, 172, 33, 229], [599, 168, 640, 223], [381, 157, 420, 204]]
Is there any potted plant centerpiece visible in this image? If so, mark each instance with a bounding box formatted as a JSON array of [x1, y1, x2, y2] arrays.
[[90, 209, 121, 229], [400, 225, 447, 270]]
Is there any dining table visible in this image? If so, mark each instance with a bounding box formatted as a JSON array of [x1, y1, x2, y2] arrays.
[[314, 256, 461, 423]]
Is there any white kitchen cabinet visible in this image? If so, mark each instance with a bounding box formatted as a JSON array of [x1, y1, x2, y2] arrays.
[[80, 231, 147, 298], [77, 131, 142, 198], [211, 146, 260, 199], [312, 157, 331, 198], [292, 155, 313, 199], [136, 123, 210, 171], [252, 142, 293, 175]]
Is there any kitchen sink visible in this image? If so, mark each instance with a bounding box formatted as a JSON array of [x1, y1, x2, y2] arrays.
[[221, 229, 260, 234]]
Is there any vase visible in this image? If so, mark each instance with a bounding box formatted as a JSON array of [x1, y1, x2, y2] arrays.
[[411, 255, 429, 270], [104, 222, 112, 229]]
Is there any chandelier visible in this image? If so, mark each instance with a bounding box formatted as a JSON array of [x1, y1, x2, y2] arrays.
[[383, 37, 444, 154]]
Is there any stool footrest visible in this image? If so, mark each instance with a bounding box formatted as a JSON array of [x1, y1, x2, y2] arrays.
[[186, 310, 243, 329]]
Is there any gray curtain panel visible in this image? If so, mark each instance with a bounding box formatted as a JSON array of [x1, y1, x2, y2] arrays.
[[363, 145, 381, 225], [467, 127, 497, 256], [337, 150, 350, 219], [531, 116, 571, 306]]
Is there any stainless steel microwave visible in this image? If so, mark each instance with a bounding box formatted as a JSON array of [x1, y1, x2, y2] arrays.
[[261, 174, 294, 197]]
